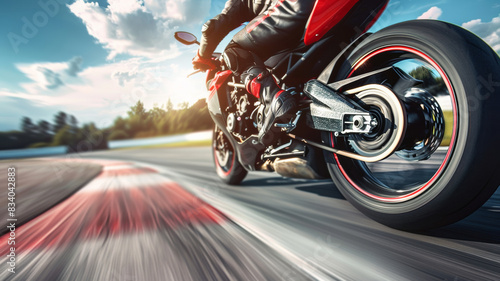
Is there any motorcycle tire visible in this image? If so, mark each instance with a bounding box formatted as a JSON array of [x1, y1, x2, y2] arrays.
[[212, 125, 247, 185], [323, 20, 500, 231]]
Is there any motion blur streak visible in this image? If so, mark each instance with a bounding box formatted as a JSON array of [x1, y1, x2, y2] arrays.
[[98, 166, 158, 176], [73, 147, 500, 281], [0, 163, 224, 255], [0, 161, 311, 281]]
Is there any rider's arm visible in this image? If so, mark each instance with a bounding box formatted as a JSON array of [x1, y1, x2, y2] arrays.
[[198, 0, 253, 58]]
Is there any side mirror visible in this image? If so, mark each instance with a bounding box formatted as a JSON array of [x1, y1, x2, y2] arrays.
[[174, 32, 200, 45]]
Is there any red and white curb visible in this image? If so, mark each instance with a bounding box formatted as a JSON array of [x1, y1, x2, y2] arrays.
[[0, 159, 225, 257]]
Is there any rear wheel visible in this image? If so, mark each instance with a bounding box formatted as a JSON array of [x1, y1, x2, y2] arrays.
[[324, 20, 500, 230], [213, 125, 247, 185]]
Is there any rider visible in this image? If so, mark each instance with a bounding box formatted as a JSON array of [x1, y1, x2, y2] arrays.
[[193, 0, 315, 145], [193, 0, 387, 145]]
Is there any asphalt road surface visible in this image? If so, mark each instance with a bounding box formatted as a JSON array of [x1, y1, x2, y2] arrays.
[[1, 146, 499, 281]]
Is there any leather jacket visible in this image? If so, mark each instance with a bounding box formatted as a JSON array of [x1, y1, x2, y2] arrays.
[[199, 0, 316, 59]]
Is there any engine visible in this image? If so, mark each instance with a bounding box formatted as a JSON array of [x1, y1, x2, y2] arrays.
[[226, 87, 259, 140]]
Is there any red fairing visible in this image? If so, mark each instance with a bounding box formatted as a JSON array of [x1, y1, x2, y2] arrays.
[[207, 70, 232, 102], [304, 0, 359, 46]]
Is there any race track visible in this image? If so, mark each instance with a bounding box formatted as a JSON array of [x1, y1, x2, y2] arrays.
[[1, 146, 499, 280]]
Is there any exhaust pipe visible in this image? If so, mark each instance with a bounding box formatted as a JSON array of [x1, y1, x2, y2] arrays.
[[261, 157, 327, 180]]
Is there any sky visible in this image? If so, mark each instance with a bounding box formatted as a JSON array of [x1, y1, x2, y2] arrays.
[[0, 0, 499, 131]]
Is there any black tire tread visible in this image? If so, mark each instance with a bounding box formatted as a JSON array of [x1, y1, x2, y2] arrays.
[[326, 20, 500, 230]]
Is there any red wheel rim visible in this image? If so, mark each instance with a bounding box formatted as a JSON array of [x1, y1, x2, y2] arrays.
[[334, 45, 458, 202]]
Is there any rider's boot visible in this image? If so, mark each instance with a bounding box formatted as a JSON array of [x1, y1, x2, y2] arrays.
[[242, 67, 299, 146]]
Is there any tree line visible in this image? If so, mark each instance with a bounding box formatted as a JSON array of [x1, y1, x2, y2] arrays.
[[108, 98, 213, 140], [0, 111, 107, 151], [0, 98, 213, 151], [408, 66, 446, 94]]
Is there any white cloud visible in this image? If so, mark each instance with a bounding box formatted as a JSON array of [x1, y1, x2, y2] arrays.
[[113, 70, 138, 86], [67, 57, 83, 77], [16, 57, 84, 91], [1, 53, 207, 130], [417, 6, 442, 20], [143, 0, 211, 23], [68, 0, 211, 59], [462, 15, 500, 53], [107, 0, 144, 15], [1, 0, 213, 131], [38, 67, 64, 89]]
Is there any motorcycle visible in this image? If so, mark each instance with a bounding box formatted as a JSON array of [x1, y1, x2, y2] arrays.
[[175, 0, 500, 231]]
